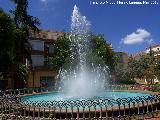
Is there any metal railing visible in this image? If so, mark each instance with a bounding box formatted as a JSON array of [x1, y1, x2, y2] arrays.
[[0, 85, 159, 119]]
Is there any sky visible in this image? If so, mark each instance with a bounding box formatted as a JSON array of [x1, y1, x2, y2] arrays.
[[0, 0, 160, 55]]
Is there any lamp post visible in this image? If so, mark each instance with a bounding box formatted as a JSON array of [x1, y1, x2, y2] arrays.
[[32, 66, 35, 88]]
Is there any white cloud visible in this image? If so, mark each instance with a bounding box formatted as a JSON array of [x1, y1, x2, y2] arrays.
[[121, 28, 151, 45]]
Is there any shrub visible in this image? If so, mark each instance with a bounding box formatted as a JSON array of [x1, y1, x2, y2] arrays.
[[120, 79, 136, 85], [152, 86, 160, 92]]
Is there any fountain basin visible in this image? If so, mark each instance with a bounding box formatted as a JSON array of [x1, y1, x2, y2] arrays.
[[20, 91, 154, 108], [18, 91, 159, 119]]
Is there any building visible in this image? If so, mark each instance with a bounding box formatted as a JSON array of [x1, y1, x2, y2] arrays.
[[132, 45, 160, 60], [114, 52, 129, 82], [27, 30, 65, 88], [132, 44, 160, 84], [132, 51, 146, 60], [115, 52, 128, 69], [145, 45, 160, 56]]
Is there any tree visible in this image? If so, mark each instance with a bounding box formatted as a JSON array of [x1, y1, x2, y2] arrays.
[[48, 33, 116, 74], [0, 8, 16, 79], [48, 34, 71, 71], [0, 0, 40, 89], [123, 48, 158, 84], [135, 55, 148, 80], [144, 64, 156, 84], [126, 56, 138, 80], [143, 49, 156, 84], [11, 0, 40, 63], [155, 56, 160, 82], [10, 0, 40, 88], [90, 34, 116, 72], [116, 56, 137, 84], [0, 8, 31, 89]]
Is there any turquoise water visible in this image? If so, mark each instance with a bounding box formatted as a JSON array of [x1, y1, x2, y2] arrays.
[[20, 91, 152, 108], [21, 91, 151, 102]]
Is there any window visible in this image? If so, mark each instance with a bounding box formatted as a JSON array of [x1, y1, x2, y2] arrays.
[[40, 76, 55, 87], [29, 40, 44, 51], [31, 55, 44, 66]]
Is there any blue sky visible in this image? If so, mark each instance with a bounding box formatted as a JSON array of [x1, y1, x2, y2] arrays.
[[1, 0, 160, 55]]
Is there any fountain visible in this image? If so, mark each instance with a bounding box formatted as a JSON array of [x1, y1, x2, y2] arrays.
[[57, 5, 110, 97], [21, 5, 154, 104], [20, 5, 155, 105], [13, 5, 159, 119]]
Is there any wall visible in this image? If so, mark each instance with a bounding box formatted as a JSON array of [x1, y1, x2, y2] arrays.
[[146, 46, 160, 54], [28, 68, 57, 88], [31, 55, 45, 66]]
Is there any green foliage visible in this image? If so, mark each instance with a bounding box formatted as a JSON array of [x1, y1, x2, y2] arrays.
[[135, 56, 148, 79], [48, 34, 71, 71], [0, 0, 40, 88], [48, 33, 116, 73], [117, 49, 160, 84], [0, 9, 16, 72], [116, 66, 136, 85], [126, 55, 149, 81], [12, 62, 29, 83], [91, 34, 116, 71], [152, 86, 160, 92], [0, 73, 4, 80], [144, 64, 156, 84], [120, 79, 136, 85], [155, 56, 160, 81], [11, 0, 39, 88], [11, 0, 40, 30], [11, 0, 40, 63], [127, 56, 137, 80]]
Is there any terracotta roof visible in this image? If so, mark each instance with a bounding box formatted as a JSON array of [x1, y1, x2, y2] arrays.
[[132, 51, 147, 59]]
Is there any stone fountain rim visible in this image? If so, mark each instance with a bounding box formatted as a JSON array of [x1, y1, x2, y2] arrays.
[[19, 90, 159, 110], [19, 90, 160, 98], [2, 89, 159, 114]]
